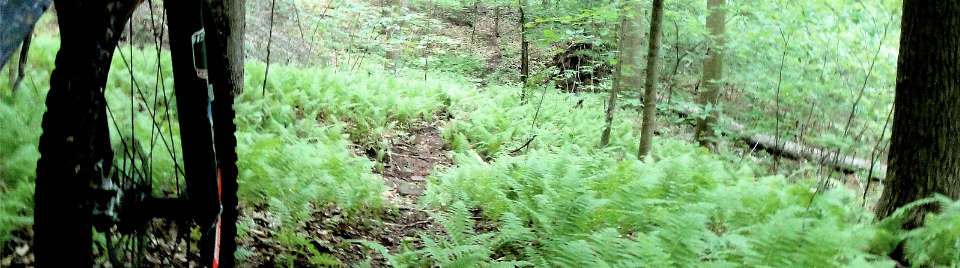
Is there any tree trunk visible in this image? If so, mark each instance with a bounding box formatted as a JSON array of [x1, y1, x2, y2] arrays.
[[210, 0, 245, 96], [600, 16, 627, 147], [601, 5, 644, 147], [637, 0, 664, 160], [494, 6, 500, 38], [10, 32, 32, 93], [385, 0, 406, 72], [471, 1, 479, 44], [519, 0, 529, 99], [621, 9, 645, 95], [693, 0, 726, 151], [875, 0, 960, 233]]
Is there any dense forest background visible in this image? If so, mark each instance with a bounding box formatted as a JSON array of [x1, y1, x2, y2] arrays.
[[2, 0, 959, 267]]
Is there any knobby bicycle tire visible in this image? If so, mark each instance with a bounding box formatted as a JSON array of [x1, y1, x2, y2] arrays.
[[32, 0, 239, 267]]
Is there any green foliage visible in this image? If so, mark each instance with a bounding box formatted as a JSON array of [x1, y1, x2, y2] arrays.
[[357, 202, 535, 268], [236, 62, 478, 265], [901, 198, 960, 266], [720, 0, 901, 157], [104, 44, 184, 195], [871, 195, 960, 267], [412, 145, 893, 266], [6, 5, 960, 266], [410, 0, 472, 12], [0, 35, 59, 245], [475, 0, 900, 166], [0, 74, 43, 246], [0, 36, 471, 267], [243, 62, 473, 156], [0, 37, 186, 244], [442, 85, 642, 159], [532, 5, 621, 48], [236, 130, 384, 212], [349, 80, 922, 267], [431, 53, 487, 78]]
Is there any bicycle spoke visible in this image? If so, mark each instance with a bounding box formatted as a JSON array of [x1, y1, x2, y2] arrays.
[[129, 18, 136, 189], [116, 45, 186, 182], [61, 2, 240, 266], [104, 104, 140, 182], [152, 7, 186, 194], [145, 1, 182, 196]]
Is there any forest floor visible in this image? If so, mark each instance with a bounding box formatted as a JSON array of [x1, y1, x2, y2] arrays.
[[226, 1, 514, 265], [2, 1, 508, 266], [0, 0, 894, 267], [236, 120, 451, 267]]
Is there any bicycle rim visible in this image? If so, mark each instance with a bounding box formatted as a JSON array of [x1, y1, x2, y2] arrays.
[[32, 0, 238, 267]]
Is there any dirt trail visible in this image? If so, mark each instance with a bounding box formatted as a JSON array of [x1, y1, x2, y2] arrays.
[[365, 120, 452, 265], [234, 120, 451, 267], [2, 2, 489, 267], [382, 121, 451, 197]]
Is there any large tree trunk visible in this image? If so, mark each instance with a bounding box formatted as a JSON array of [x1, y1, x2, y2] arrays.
[[637, 0, 664, 160], [601, 5, 644, 147], [693, 0, 725, 151], [875, 0, 960, 231], [210, 0, 245, 96]]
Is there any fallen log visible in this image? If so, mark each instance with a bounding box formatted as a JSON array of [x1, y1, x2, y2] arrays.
[[671, 103, 887, 179]]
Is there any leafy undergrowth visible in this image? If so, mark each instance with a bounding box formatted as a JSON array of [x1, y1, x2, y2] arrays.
[[231, 63, 476, 265], [241, 63, 476, 159], [442, 86, 640, 158], [1, 36, 60, 248], [369, 85, 960, 267], [3, 36, 960, 268], [0, 37, 473, 266]]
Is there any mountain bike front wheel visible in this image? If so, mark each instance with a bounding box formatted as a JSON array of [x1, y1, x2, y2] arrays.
[[31, 0, 239, 267]]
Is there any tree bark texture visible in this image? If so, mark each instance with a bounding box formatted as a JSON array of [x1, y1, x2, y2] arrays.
[[601, 4, 644, 147], [637, 0, 664, 160], [34, 1, 136, 265], [520, 0, 529, 93], [210, 0, 245, 96], [620, 8, 645, 93], [875, 0, 960, 230], [600, 16, 628, 147], [693, 0, 726, 151]]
